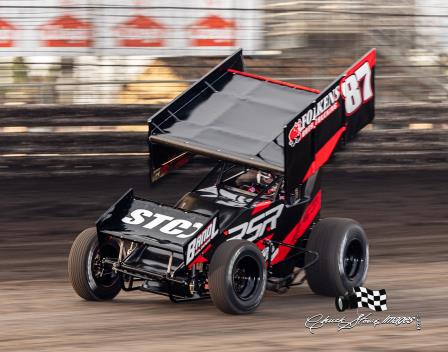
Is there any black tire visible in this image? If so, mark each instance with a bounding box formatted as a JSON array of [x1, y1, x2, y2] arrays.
[[209, 240, 267, 314], [305, 218, 369, 296], [68, 227, 121, 301]]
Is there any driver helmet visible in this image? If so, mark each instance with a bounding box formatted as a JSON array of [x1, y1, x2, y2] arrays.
[[256, 171, 273, 185]]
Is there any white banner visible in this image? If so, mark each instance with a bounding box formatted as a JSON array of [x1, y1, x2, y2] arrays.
[[0, 0, 263, 56]]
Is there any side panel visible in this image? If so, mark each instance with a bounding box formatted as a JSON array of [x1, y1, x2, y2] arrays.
[[187, 174, 321, 274], [284, 49, 376, 194]]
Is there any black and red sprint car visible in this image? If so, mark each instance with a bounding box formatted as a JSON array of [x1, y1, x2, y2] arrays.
[[69, 49, 376, 314]]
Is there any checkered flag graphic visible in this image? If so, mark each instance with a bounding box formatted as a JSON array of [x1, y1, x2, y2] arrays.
[[354, 286, 387, 311]]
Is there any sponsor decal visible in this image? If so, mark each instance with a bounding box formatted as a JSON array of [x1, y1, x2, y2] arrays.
[[288, 50, 375, 147], [228, 204, 284, 241], [186, 217, 219, 265], [288, 86, 340, 147], [121, 209, 203, 238], [115, 14, 166, 47], [336, 286, 387, 312], [0, 18, 18, 48], [188, 14, 236, 47], [198, 186, 252, 207], [39, 14, 93, 48]]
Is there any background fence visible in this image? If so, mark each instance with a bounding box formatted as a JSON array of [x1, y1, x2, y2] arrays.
[[1, 1, 447, 177], [0, 0, 447, 105]]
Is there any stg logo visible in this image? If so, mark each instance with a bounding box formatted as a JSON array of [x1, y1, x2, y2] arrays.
[[228, 204, 284, 241], [122, 209, 203, 238]]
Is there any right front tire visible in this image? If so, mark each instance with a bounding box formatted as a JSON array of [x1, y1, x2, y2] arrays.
[[68, 227, 122, 301], [209, 240, 267, 314]]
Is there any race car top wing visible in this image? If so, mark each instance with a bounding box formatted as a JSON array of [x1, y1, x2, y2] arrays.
[[148, 48, 375, 195], [148, 49, 318, 180], [283, 49, 376, 194]]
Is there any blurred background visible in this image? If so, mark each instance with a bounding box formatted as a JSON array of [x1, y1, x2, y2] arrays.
[[1, 2, 447, 350], [0, 0, 447, 176], [0, 0, 447, 105]]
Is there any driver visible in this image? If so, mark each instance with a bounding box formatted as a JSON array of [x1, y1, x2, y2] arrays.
[[235, 169, 275, 194]]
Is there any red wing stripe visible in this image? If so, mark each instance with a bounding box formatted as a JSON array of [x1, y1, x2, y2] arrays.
[[227, 69, 320, 94], [302, 126, 346, 182]]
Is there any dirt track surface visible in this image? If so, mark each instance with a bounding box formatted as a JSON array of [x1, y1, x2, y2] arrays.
[[1, 167, 447, 351]]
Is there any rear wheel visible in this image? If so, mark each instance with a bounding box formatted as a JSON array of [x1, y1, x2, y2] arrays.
[[305, 218, 369, 296], [68, 227, 121, 301], [209, 240, 267, 314]]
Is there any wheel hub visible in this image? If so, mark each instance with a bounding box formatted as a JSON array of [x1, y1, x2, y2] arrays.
[[232, 255, 261, 300], [91, 244, 119, 287], [343, 239, 364, 280]]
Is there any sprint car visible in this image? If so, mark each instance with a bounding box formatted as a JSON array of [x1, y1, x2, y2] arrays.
[[68, 48, 376, 314]]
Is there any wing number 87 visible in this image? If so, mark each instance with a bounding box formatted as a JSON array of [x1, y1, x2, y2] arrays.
[[342, 62, 373, 115]]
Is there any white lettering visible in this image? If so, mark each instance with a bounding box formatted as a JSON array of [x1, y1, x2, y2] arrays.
[[229, 204, 284, 241], [288, 85, 341, 147], [143, 213, 173, 229], [177, 222, 203, 239], [160, 219, 193, 235], [122, 209, 153, 225], [185, 217, 219, 265], [121, 209, 204, 238]]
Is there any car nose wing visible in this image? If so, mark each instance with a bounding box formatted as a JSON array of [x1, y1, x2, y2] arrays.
[[96, 189, 213, 249]]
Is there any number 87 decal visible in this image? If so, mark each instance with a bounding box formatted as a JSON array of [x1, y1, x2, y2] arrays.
[[341, 60, 374, 116]]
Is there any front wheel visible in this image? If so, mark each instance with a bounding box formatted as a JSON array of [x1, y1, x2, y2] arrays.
[[305, 218, 369, 296], [208, 240, 267, 314], [68, 227, 122, 301]]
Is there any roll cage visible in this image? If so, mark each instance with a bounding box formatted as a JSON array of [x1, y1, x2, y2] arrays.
[[192, 161, 285, 206]]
